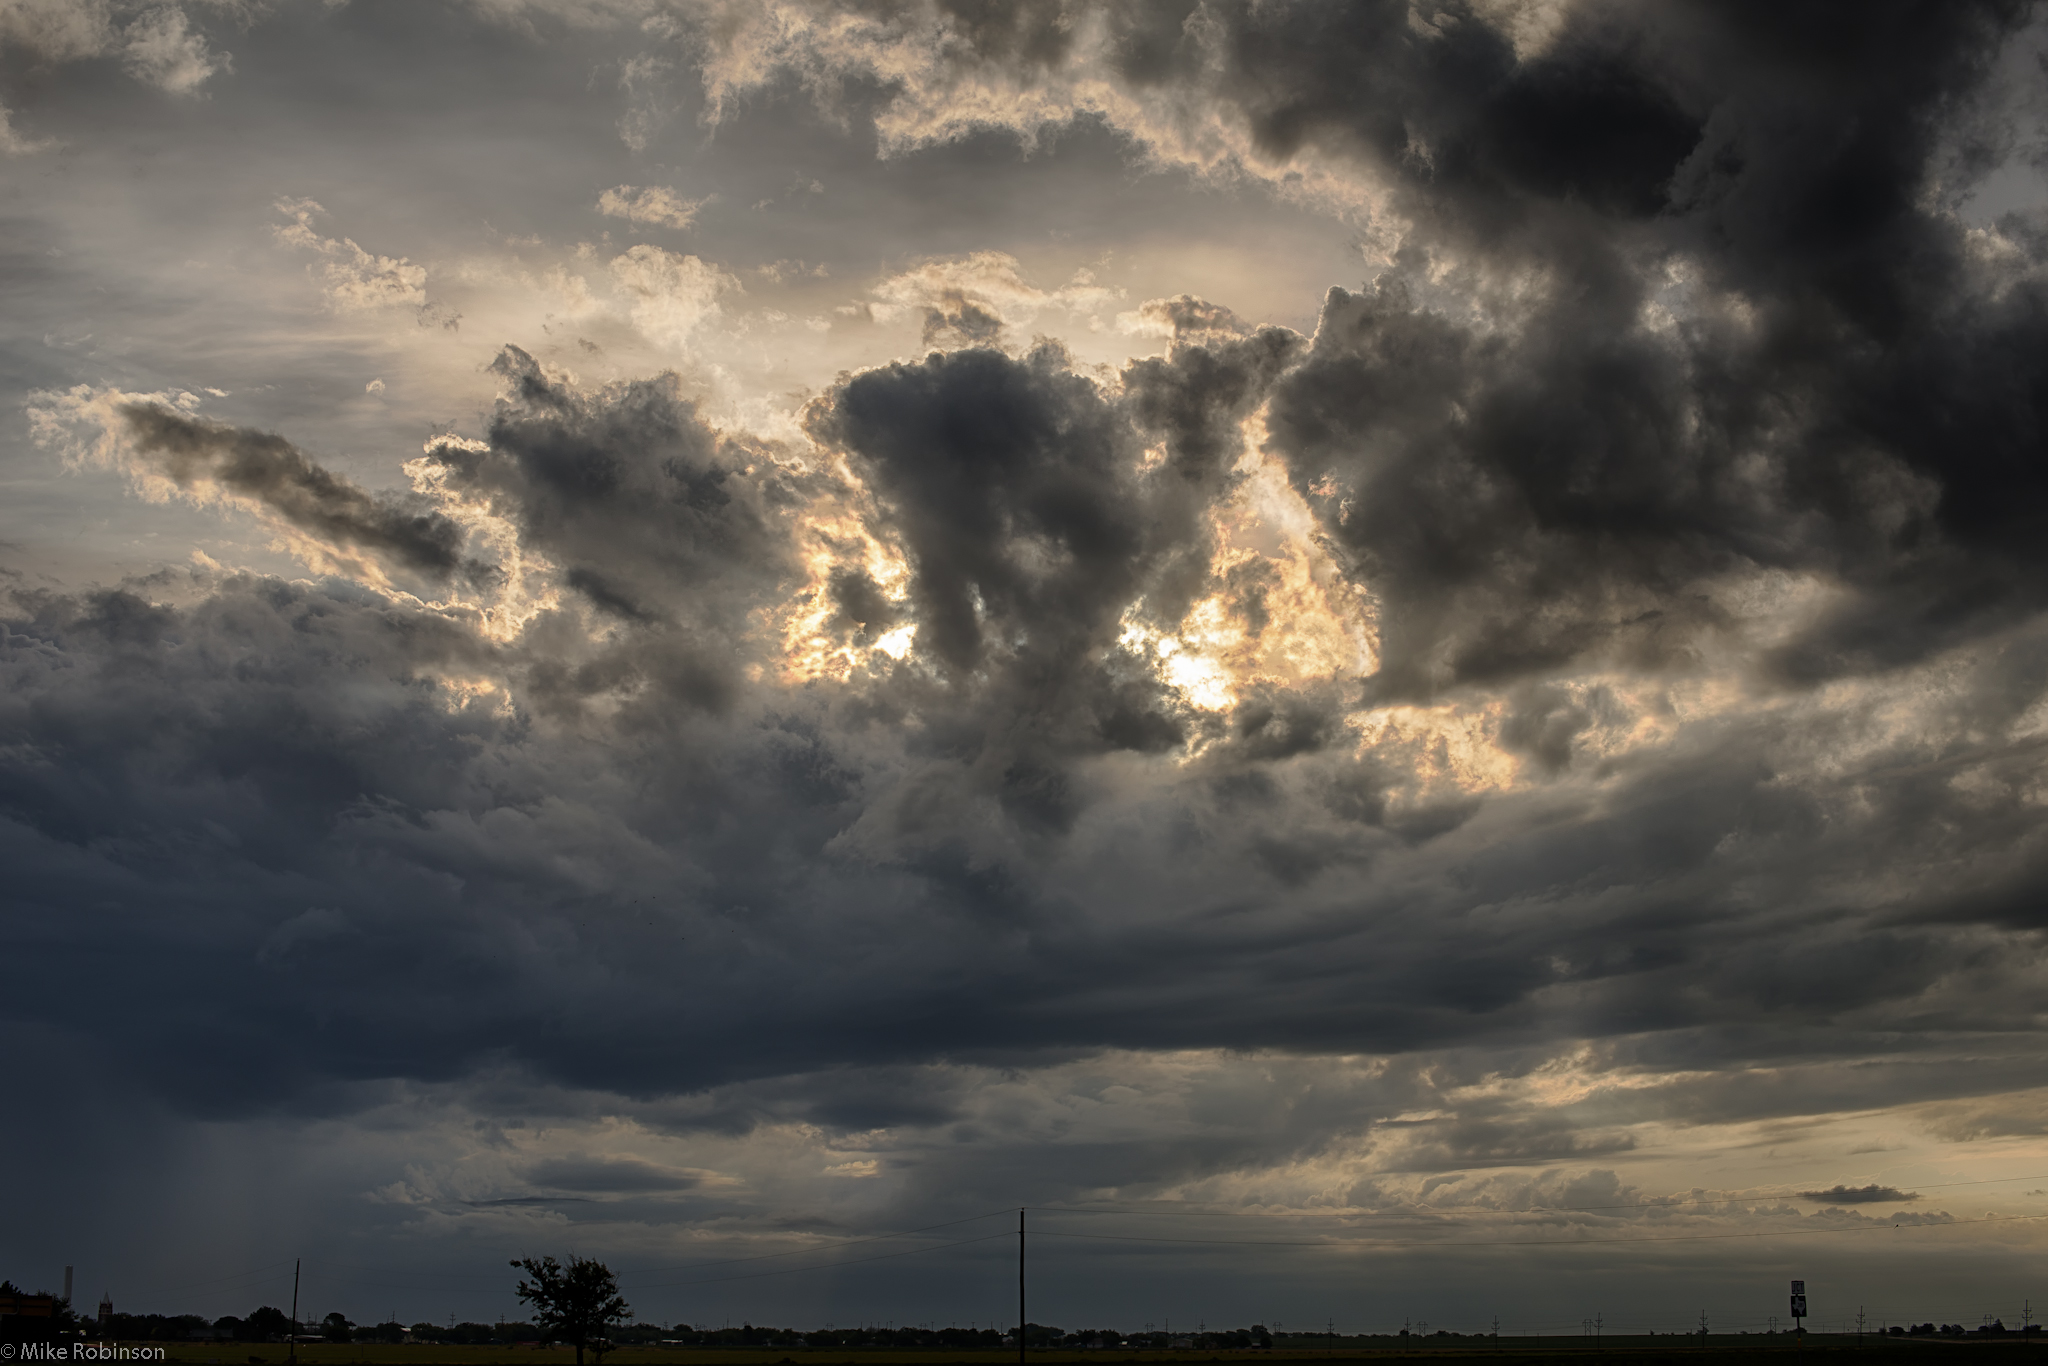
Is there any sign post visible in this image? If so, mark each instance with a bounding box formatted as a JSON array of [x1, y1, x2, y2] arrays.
[[1790, 1281, 1806, 1332]]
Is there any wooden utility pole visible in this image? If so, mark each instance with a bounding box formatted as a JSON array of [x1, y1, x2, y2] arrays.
[[1018, 1209, 1026, 1366], [289, 1260, 301, 1366]]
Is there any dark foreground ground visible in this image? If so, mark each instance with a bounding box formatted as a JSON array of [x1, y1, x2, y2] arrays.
[[111, 1339, 2048, 1366]]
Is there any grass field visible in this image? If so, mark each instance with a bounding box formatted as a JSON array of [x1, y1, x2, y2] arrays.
[[119, 1340, 2045, 1366]]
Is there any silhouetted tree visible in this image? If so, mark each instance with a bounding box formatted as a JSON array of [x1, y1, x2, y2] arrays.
[[510, 1256, 631, 1366], [243, 1307, 291, 1341]]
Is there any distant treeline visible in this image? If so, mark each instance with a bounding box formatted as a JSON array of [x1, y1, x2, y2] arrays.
[[89, 1314, 540, 1345], [81, 1319, 1256, 1349], [76, 1315, 1330, 1349], [73, 1311, 2046, 1347]]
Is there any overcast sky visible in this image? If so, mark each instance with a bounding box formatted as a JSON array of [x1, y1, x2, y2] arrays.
[[7, 0, 2048, 1339]]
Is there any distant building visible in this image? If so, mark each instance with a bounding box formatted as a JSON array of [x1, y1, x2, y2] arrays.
[[98, 1295, 112, 1331]]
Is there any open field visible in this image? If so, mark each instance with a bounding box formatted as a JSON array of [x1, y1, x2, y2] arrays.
[[108, 1342, 2048, 1366]]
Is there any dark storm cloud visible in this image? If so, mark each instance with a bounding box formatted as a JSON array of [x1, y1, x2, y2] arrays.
[[8, 387, 2039, 1163], [415, 347, 822, 714], [1222, 0, 2048, 697], [802, 329, 1318, 831], [119, 404, 471, 582], [443, 346, 810, 625], [805, 342, 1182, 834], [448, 348, 806, 602], [815, 343, 1146, 678], [10, 331, 2048, 1127], [848, 0, 2048, 697], [8, 585, 2033, 1111], [1119, 324, 1304, 624], [1802, 1185, 1919, 1204]]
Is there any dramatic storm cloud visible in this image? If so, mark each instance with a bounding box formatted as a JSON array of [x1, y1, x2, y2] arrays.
[[5, 0, 2048, 1338]]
